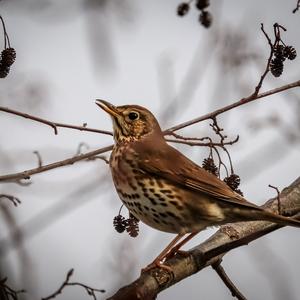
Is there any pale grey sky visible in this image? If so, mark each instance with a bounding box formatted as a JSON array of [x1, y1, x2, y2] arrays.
[[1, 1, 300, 299]]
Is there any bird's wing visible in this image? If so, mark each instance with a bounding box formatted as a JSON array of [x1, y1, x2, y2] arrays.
[[134, 140, 260, 210]]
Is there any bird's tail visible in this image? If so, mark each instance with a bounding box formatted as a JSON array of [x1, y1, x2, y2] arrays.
[[260, 210, 300, 228], [239, 208, 300, 228]]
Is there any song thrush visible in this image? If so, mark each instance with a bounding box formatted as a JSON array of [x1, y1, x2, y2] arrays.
[[96, 99, 300, 269]]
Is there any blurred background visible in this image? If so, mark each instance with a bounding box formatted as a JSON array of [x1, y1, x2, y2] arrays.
[[0, 0, 300, 299]]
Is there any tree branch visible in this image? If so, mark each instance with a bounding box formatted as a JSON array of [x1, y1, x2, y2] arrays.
[[0, 145, 113, 182], [107, 176, 300, 300], [293, 0, 300, 13], [0, 106, 113, 136], [42, 269, 105, 300], [212, 260, 247, 300], [165, 79, 300, 133], [1, 79, 300, 138], [1, 80, 299, 182], [0, 277, 25, 300]]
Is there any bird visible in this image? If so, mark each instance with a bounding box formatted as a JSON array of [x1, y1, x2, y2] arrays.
[[95, 99, 300, 270]]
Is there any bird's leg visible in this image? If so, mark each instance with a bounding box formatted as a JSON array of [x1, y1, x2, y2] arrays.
[[165, 231, 200, 259], [141, 233, 186, 273]]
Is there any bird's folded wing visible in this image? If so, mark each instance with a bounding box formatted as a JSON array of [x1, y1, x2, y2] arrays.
[[136, 143, 261, 211]]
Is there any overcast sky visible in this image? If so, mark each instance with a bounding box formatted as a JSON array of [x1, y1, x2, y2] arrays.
[[1, 1, 300, 299]]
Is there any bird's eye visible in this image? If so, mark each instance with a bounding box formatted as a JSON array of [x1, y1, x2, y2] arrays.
[[128, 111, 139, 121]]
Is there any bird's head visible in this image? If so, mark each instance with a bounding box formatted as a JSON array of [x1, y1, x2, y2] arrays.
[[96, 100, 163, 143]]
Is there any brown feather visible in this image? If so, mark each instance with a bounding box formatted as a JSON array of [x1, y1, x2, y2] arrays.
[[132, 136, 300, 228], [133, 136, 260, 210]]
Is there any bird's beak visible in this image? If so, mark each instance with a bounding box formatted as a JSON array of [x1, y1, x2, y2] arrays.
[[95, 99, 120, 118]]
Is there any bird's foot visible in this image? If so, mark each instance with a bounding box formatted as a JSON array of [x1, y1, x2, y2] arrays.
[[165, 249, 189, 260], [141, 259, 173, 274]]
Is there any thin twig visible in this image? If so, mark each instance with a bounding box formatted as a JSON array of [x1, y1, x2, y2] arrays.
[[210, 117, 226, 143], [165, 137, 239, 147], [0, 194, 21, 206], [87, 155, 109, 164], [251, 23, 274, 96], [293, 0, 300, 13], [0, 277, 25, 300], [42, 269, 105, 300], [166, 131, 213, 142], [212, 260, 247, 300], [210, 117, 235, 174], [1, 80, 299, 182], [1, 81, 299, 139], [294, 2, 300, 13], [268, 184, 282, 215], [0, 145, 113, 182], [76, 142, 90, 155], [165, 131, 239, 146], [0, 106, 113, 136], [212, 145, 229, 177], [0, 15, 10, 48], [33, 151, 43, 168], [165, 80, 300, 133]]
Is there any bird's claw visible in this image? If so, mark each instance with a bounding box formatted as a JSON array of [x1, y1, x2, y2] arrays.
[[166, 249, 189, 260], [141, 260, 173, 274]]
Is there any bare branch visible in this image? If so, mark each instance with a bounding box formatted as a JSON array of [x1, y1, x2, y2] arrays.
[[166, 137, 239, 147], [212, 260, 247, 300], [0, 194, 21, 206], [107, 177, 300, 300], [166, 131, 213, 142], [1, 79, 300, 140], [42, 269, 105, 300], [0, 106, 113, 136], [74, 143, 110, 163], [0, 15, 11, 48], [0, 277, 25, 300], [251, 23, 274, 96], [87, 155, 109, 164], [293, 0, 300, 13], [268, 184, 282, 215], [1, 79, 299, 183], [0, 145, 113, 182], [76, 142, 90, 155], [165, 131, 239, 147], [165, 80, 300, 133], [33, 151, 43, 168]]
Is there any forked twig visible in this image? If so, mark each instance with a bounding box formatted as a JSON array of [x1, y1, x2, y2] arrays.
[[0, 106, 112, 136], [0, 194, 21, 206], [293, 0, 300, 13], [0, 277, 25, 300], [42, 269, 105, 300], [0, 145, 113, 182], [165, 80, 300, 133]]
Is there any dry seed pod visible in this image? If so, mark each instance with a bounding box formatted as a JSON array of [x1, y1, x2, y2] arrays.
[[1, 48, 16, 66], [195, 0, 210, 10], [0, 63, 10, 78], [202, 157, 219, 176], [125, 215, 139, 237], [199, 10, 212, 28], [283, 45, 297, 60], [113, 214, 127, 233], [224, 174, 241, 191], [270, 57, 284, 77], [177, 2, 190, 16]]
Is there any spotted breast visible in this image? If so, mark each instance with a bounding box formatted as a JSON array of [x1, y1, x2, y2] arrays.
[[109, 142, 223, 234]]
